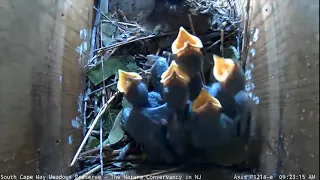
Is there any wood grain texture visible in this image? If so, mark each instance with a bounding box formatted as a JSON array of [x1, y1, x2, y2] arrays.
[[0, 0, 93, 174], [245, 0, 319, 176]]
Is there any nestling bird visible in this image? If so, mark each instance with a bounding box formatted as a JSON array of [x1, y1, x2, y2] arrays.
[[121, 105, 176, 163], [233, 90, 251, 136], [184, 54, 248, 119], [117, 70, 149, 108], [187, 89, 237, 149], [209, 55, 246, 119], [160, 61, 190, 109], [205, 82, 238, 119], [160, 61, 192, 158], [118, 70, 164, 108], [196, 89, 251, 167], [213, 55, 245, 95], [150, 55, 169, 96], [171, 27, 204, 77], [118, 70, 176, 163]]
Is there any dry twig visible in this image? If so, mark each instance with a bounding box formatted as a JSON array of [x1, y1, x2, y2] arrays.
[[205, 30, 238, 52], [99, 20, 106, 175], [70, 92, 119, 167], [79, 146, 112, 156]]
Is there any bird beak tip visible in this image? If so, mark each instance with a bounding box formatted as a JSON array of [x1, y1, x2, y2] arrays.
[[213, 54, 222, 62], [172, 27, 203, 55], [117, 70, 126, 93], [160, 61, 190, 86], [171, 60, 178, 66], [212, 55, 236, 83]]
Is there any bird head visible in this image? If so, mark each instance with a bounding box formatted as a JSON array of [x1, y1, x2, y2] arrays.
[[171, 27, 203, 58], [213, 55, 235, 83], [117, 70, 143, 94], [192, 88, 222, 115], [160, 61, 190, 87], [171, 27, 204, 76], [213, 55, 245, 94], [160, 61, 190, 108]]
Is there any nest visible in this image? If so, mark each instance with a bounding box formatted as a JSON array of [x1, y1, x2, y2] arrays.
[[70, 0, 253, 179]]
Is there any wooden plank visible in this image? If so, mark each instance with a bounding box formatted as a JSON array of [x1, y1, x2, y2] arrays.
[[246, 0, 319, 176], [0, 0, 93, 174]]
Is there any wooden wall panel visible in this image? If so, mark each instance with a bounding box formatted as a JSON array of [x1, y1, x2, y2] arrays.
[[245, 0, 319, 176], [0, 0, 93, 174]]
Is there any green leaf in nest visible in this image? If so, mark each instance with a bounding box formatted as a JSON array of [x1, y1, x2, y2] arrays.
[[106, 110, 125, 145], [86, 136, 100, 150], [88, 109, 119, 136], [86, 56, 139, 86], [102, 109, 120, 133], [125, 61, 140, 72]]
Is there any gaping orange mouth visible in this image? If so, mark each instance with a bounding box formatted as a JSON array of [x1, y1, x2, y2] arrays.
[[171, 27, 203, 57], [160, 61, 190, 86], [212, 55, 235, 83], [117, 70, 142, 94], [192, 88, 222, 114]]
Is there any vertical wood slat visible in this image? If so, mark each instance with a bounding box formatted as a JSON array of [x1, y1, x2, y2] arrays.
[[0, 0, 93, 174], [246, 0, 319, 176]]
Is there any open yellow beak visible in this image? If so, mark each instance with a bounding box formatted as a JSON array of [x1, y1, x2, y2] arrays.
[[117, 70, 142, 94], [171, 27, 203, 57], [213, 55, 236, 83], [192, 89, 222, 114], [160, 61, 190, 87]]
